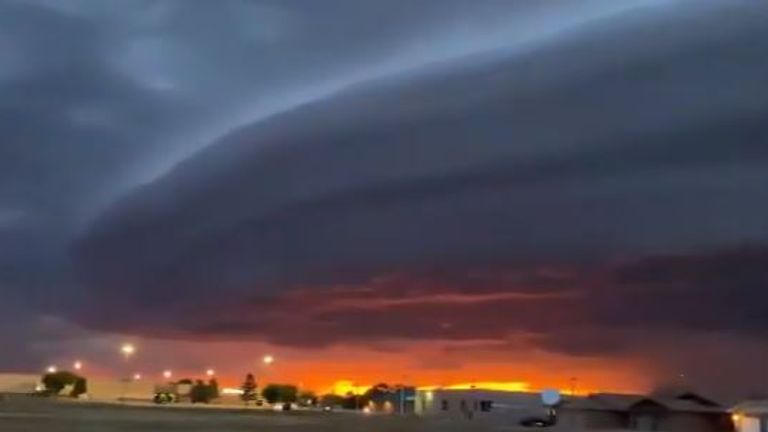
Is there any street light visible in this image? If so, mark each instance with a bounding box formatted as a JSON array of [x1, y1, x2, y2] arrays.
[[263, 355, 274, 365], [206, 369, 215, 377], [133, 373, 142, 381], [73, 361, 83, 371], [120, 343, 135, 358], [163, 370, 173, 380], [46, 366, 57, 374]]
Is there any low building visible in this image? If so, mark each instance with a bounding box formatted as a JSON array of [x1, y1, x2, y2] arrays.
[[415, 388, 733, 431], [415, 389, 548, 423], [560, 392, 733, 432], [0, 373, 38, 394]]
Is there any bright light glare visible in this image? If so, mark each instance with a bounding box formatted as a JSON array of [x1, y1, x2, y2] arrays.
[[133, 373, 142, 381], [121, 343, 135, 356], [73, 361, 82, 370], [263, 355, 274, 365], [163, 370, 172, 379], [206, 369, 215, 377], [46, 366, 57, 374]]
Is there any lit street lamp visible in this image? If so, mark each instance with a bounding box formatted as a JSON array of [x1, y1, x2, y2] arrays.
[[206, 369, 215, 377], [263, 355, 274, 365], [163, 370, 173, 380], [120, 343, 136, 359], [46, 366, 57, 374], [133, 373, 142, 381], [74, 361, 83, 371], [119, 343, 137, 402]]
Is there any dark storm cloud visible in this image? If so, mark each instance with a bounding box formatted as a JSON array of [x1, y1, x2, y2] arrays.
[[2, 0, 662, 368], [74, 0, 768, 354]]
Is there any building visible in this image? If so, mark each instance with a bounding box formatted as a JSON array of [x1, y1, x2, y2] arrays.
[[415, 388, 734, 431], [732, 400, 768, 432], [560, 392, 732, 432], [415, 389, 549, 423], [0, 373, 38, 394]]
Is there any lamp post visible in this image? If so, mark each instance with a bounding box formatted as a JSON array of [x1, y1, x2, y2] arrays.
[[120, 343, 136, 401], [262, 355, 274, 388]]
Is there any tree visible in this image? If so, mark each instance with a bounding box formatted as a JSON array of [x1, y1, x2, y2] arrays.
[[298, 390, 317, 406], [262, 384, 298, 404], [241, 373, 257, 403], [70, 377, 87, 398], [342, 391, 360, 410], [41, 371, 80, 395], [208, 378, 220, 400], [362, 383, 391, 407], [191, 380, 211, 403], [319, 393, 345, 408]]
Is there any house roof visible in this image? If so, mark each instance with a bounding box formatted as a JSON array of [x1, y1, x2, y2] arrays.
[[589, 393, 650, 410], [659, 398, 725, 414], [564, 392, 726, 414], [732, 400, 768, 415]]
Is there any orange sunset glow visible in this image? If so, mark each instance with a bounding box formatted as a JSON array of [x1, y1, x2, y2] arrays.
[[66, 337, 651, 397]]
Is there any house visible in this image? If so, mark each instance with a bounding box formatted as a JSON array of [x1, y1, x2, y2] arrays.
[[731, 400, 768, 432], [415, 388, 733, 431], [559, 392, 733, 432]]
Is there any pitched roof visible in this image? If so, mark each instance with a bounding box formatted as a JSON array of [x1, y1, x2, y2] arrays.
[[732, 400, 768, 415], [589, 393, 650, 410], [658, 398, 726, 414], [565, 393, 726, 414]]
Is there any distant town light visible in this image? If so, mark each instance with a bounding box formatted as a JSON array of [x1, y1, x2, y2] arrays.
[[263, 355, 274, 365], [163, 370, 172, 379], [73, 361, 83, 371], [46, 366, 57, 374], [133, 373, 142, 381], [206, 369, 215, 377]]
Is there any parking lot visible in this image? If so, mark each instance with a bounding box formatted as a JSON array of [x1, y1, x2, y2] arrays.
[[0, 396, 501, 432]]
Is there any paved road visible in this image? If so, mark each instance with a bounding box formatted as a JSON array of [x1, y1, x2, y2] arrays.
[[0, 396, 500, 432]]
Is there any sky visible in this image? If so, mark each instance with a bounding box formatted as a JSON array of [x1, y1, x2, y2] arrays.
[[1, 0, 768, 399]]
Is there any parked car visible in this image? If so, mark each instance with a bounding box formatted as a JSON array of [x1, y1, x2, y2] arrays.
[[519, 416, 556, 428]]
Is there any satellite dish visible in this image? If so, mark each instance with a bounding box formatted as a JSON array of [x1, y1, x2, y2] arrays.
[[541, 389, 561, 406]]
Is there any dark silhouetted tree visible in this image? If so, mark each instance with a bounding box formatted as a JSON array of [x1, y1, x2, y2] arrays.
[[70, 377, 87, 398], [298, 390, 317, 406], [262, 384, 298, 404], [208, 378, 220, 400], [241, 373, 257, 403], [191, 380, 211, 403], [41, 371, 80, 395]]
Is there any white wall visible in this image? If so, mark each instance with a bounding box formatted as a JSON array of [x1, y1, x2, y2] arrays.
[[416, 390, 549, 425], [737, 416, 761, 432], [0, 374, 38, 393]]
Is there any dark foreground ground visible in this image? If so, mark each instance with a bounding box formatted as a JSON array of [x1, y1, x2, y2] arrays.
[[0, 395, 504, 432]]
